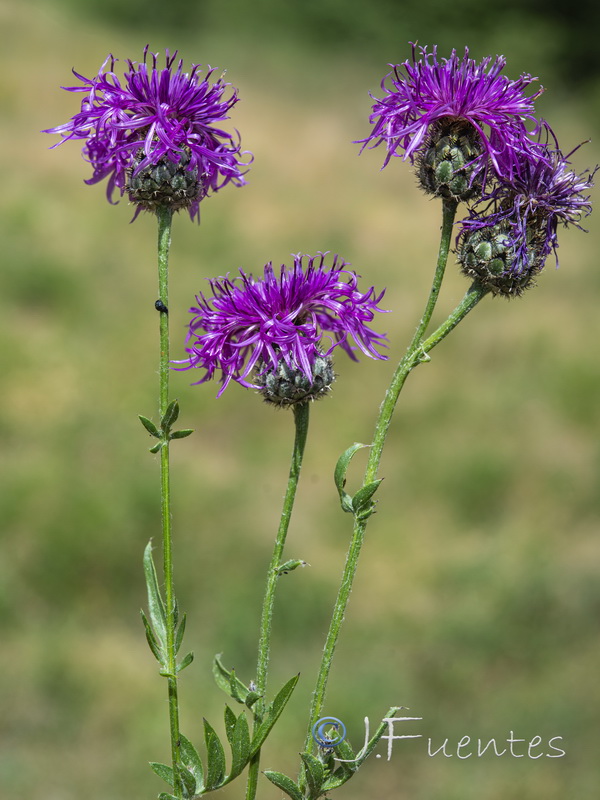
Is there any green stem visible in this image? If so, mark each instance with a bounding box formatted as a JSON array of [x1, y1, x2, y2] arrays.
[[304, 201, 488, 755], [156, 206, 183, 799], [246, 402, 310, 800]]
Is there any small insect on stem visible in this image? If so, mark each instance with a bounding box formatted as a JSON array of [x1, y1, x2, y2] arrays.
[[155, 299, 169, 314]]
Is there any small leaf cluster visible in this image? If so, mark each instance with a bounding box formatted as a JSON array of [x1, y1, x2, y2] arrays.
[[334, 443, 382, 521], [139, 400, 193, 453], [265, 706, 400, 800], [150, 656, 298, 798]]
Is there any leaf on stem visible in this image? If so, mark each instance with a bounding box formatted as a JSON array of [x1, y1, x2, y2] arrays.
[[139, 414, 161, 438], [150, 761, 175, 787], [249, 673, 299, 756], [179, 733, 205, 794], [300, 751, 325, 798], [142, 542, 167, 649], [170, 428, 194, 440], [212, 654, 253, 705], [203, 718, 226, 790], [264, 770, 304, 800], [334, 443, 370, 513], [140, 609, 166, 666], [225, 707, 251, 780], [174, 612, 186, 655], [176, 651, 194, 673], [351, 478, 383, 519], [276, 559, 307, 576], [161, 399, 180, 432]]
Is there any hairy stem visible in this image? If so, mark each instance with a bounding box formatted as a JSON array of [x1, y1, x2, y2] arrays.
[[304, 199, 488, 754], [156, 206, 183, 798], [246, 402, 310, 800]]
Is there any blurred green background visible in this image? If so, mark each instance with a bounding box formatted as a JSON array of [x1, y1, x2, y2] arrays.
[[2, 0, 600, 798]]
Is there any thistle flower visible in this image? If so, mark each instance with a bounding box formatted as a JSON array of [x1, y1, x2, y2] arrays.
[[176, 253, 388, 403], [458, 136, 595, 295], [44, 47, 250, 221], [361, 44, 543, 196]]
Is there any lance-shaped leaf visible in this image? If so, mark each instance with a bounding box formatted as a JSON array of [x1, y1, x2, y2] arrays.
[[213, 654, 252, 704], [321, 738, 357, 792], [334, 443, 370, 513], [139, 414, 161, 438], [276, 559, 307, 576], [176, 651, 194, 673], [150, 762, 174, 787], [264, 771, 304, 800], [300, 751, 325, 799], [140, 609, 166, 666], [352, 478, 383, 519], [161, 399, 180, 432], [179, 733, 204, 794], [170, 428, 194, 440], [203, 718, 226, 790], [174, 612, 187, 655], [225, 708, 251, 780], [249, 673, 299, 756], [178, 764, 197, 798], [143, 542, 167, 648]]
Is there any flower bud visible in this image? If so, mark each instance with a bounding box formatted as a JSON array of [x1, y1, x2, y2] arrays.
[[458, 221, 545, 297], [127, 146, 202, 212], [417, 118, 484, 201], [255, 353, 335, 407]]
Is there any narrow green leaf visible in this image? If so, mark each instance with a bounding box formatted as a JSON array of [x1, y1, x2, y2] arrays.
[[264, 770, 304, 800], [150, 761, 174, 787], [276, 559, 307, 576], [158, 794, 177, 800], [143, 542, 167, 647], [170, 428, 194, 440], [224, 705, 237, 745], [244, 690, 261, 709], [149, 441, 164, 454], [176, 651, 194, 673], [351, 479, 383, 515], [161, 399, 180, 432], [300, 751, 324, 798], [174, 612, 186, 655], [139, 414, 161, 438], [334, 736, 357, 767], [249, 673, 299, 756], [321, 738, 357, 792], [203, 718, 226, 790], [140, 609, 165, 665], [228, 711, 251, 780], [179, 733, 204, 793], [334, 443, 369, 513], [212, 654, 250, 704], [178, 764, 196, 798]]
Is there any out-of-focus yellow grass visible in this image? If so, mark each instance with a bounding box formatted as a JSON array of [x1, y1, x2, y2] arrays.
[[1, 2, 599, 799]]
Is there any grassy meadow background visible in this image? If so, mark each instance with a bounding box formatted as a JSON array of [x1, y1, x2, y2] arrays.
[[2, 0, 600, 798]]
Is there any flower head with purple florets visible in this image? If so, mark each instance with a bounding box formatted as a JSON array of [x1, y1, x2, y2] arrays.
[[458, 130, 596, 296], [361, 44, 544, 197], [175, 253, 388, 404], [44, 47, 250, 221]]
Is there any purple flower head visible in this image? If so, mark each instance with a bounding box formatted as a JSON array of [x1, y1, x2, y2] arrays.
[[44, 47, 250, 221], [458, 132, 596, 295], [175, 253, 388, 397], [361, 43, 543, 185]]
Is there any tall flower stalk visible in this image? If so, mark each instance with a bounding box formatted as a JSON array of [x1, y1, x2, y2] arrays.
[[304, 200, 487, 754]]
